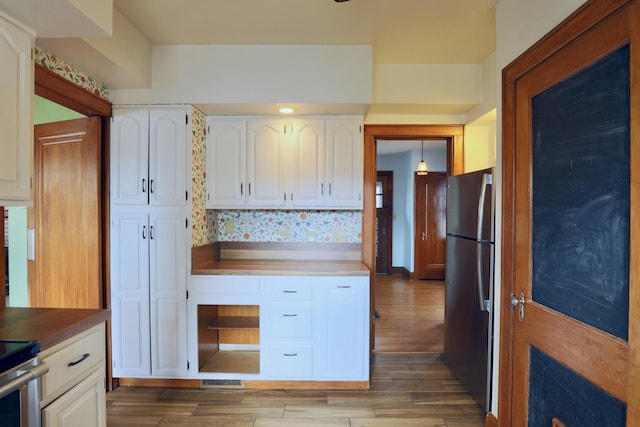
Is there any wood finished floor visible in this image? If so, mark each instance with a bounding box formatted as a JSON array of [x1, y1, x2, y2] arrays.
[[373, 275, 444, 354], [107, 275, 485, 426]]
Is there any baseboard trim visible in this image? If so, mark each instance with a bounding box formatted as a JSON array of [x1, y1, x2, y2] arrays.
[[486, 412, 498, 427]]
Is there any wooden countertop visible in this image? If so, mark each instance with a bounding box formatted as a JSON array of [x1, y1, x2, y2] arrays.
[[191, 242, 370, 276], [0, 307, 110, 351], [192, 259, 370, 276]]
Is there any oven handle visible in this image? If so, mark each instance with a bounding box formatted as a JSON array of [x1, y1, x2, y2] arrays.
[[0, 363, 49, 400]]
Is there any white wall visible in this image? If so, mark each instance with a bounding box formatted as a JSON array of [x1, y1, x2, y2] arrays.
[[491, 0, 588, 417], [110, 44, 373, 111]]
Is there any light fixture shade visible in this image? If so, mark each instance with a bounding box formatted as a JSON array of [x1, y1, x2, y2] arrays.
[[416, 160, 428, 175], [416, 140, 428, 175]]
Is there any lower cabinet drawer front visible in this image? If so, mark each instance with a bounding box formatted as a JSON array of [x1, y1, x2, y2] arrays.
[[269, 305, 312, 338], [41, 325, 106, 406], [42, 368, 106, 427], [267, 345, 312, 379]]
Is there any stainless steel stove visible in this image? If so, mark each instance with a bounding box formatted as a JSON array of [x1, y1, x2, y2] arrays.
[[0, 340, 48, 427]]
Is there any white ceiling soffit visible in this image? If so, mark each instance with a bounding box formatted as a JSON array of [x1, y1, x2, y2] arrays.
[[112, 0, 496, 65]]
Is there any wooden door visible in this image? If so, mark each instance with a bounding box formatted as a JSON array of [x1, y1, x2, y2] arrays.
[[30, 117, 102, 308], [376, 171, 392, 275], [415, 172, 446, 280], [502, 2, 639, 425]]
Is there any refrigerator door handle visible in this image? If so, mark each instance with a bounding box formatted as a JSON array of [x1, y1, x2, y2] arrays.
[[476, 243, 488, 312], [476, 173, 490, 312], [476, 173, 489, 242]]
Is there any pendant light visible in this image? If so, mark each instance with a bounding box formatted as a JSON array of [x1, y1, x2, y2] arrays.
[[416, 140, 428, 175]]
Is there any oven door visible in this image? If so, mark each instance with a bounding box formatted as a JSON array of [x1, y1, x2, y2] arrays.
[[0, 357, 49, 427]]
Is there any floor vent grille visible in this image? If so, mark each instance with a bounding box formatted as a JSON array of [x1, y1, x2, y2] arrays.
[[201, 379, 244, 388]]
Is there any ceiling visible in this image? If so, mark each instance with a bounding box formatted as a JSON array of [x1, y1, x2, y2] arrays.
[[112, 0, 496, 65]]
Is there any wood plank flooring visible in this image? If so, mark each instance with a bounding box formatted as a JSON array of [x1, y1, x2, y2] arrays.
[[374, 275, 445, 354], [107, 275, 485, 426]]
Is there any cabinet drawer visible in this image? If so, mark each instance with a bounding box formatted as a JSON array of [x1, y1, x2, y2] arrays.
[[41, 324, 106, 406], [42, 367, 106, 427], [269, 305, 312, 338], [267, 344, 312, 379], [265, 279, 312, 302]]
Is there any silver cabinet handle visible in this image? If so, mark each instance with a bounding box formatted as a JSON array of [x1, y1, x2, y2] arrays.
[[337, 285, 351, 289], [142, 225, 147, 239], [142, 178, 146, 193], [283, 353, 298, 357], [283, 314, 298, 317]]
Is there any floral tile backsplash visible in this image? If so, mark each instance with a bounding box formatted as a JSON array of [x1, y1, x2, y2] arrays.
[[33, 47, 109, 100], [213, 210, 362, 243]]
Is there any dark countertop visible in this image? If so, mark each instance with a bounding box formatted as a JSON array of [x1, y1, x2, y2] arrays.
[[0, 307, 110, 351], [192, 259, 370, 276]]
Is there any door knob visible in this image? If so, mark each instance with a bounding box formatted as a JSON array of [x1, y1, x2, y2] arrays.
[[510, 292, 525, 322]]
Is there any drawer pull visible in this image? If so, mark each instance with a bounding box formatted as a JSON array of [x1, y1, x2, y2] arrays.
[[337, 285, 351, 289], [283, 353, 298, 357], [67, 353, 90, 367], [283, 290, 298, 294], [283, 314, 298, 317]]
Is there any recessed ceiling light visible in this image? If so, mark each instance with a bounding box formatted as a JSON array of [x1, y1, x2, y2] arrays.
[[279, 107, 295, 114]]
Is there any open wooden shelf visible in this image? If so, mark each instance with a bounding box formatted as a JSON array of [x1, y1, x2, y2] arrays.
[[200, 350, 260, 374], [206, 316, 259, 330]]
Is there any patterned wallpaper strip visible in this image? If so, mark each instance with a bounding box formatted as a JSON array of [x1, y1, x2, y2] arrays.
[[33, 47, 109, 100], [214, 209, 362, 244], [190, 107, 214, 247]]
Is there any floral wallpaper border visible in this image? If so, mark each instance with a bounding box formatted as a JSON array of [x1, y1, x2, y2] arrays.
[[214, 209, 362, 243], [33, 47, 109, 100]]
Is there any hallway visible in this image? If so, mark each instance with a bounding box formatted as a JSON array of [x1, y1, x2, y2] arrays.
[[374, 275, 445, 354]]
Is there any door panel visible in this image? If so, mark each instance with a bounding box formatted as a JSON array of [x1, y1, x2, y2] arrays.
[[415, 172, 446, 280], [509, 5, 637, 425], [31, 117, 102, 308]]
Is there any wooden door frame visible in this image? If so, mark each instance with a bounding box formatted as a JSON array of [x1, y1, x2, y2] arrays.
[[34, 64, 113, 386], [363, 124, 464, 351], [499, 1, 633, 425], [34, 64, 112, 304]]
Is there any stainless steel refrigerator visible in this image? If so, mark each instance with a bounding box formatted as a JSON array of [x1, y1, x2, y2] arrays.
[[443, 168, 494, 413]]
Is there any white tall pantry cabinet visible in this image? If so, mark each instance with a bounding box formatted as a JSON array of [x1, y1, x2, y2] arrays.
[[110, 107, 190, 378], [0, 12, 33, 205]]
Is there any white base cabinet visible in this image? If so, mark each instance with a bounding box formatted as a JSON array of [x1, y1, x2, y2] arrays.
[[40, 324, 106, 427], [187, 274, 370, 382], [110, 208, 188, 378]]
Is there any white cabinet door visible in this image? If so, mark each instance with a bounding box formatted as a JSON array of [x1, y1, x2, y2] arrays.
[[42, 368, 106, 427], [110, 211, 151, 377], [111, 108, 187, 207], [206, 119, 246, 208], [326, 119, 363, 209], [149, 210, 188, 377], [149, 109, 187, 206], [111, 209, 188, 378], [289, 119, 326, 208], [315, 277, 369, 380], [0, 15, 33, 204], [246, 119, 287, 208], [110, 109, 150, 206]]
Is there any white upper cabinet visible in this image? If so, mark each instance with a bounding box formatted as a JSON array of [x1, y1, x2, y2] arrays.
[[326, 119, 363, 209], [111, 108, 188, 207], [206, 119, 246, 208], [246, 119, 287, 208], [149, 110, 187, 206], [0, 14, 33, 205], [288, 119, 325, 208], [205, 116, 363, 210]]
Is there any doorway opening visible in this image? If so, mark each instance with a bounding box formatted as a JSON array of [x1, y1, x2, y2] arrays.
[[364, 125, 464, 353]]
